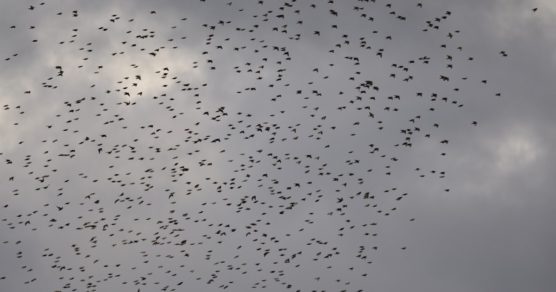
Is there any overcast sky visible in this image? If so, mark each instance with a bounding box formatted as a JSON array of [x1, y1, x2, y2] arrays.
[[1, 1, 555, 292]]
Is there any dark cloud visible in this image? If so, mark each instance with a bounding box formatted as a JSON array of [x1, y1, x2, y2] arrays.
[[1, 0, 555, 291]]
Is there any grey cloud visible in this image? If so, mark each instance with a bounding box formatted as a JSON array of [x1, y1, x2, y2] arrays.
[[1, 0, 555, 292]]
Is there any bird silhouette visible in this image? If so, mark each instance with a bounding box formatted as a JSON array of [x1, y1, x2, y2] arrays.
[[0, 1, 517, 291]]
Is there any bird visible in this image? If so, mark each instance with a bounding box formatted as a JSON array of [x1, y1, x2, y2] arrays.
[[0, 1, 517, 291]]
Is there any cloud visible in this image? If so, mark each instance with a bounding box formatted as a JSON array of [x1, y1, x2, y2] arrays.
[[1, 0, 556, 292]]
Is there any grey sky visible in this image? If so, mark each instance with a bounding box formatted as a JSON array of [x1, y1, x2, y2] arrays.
[[1, 0, 555, 292]]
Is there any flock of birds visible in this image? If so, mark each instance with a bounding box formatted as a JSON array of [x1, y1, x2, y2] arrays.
[[0, 0, 533, 291]]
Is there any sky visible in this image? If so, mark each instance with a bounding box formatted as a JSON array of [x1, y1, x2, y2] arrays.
[[1, 0, 555, 292]]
